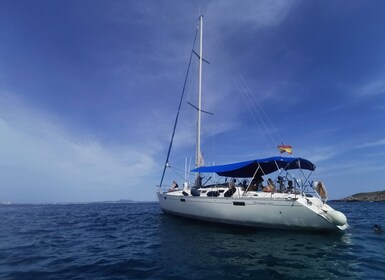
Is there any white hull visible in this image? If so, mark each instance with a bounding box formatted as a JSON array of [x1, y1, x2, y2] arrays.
[[158, 188, 348, 232], [157, 17, 349, 233]]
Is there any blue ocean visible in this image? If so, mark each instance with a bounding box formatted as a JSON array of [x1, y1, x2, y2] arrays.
[[0, 201, 384, 280]]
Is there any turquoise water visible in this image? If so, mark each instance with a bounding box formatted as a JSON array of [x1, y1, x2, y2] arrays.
[[0, 202, 384, 279]]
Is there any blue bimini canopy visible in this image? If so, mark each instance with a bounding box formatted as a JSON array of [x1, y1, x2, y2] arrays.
[[191, 156, 316, 178]]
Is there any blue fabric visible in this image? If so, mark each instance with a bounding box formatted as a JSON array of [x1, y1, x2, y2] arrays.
[[191, 156, 315, 177]]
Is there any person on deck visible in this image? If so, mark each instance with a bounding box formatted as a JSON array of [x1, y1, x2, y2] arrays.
[[277, 176, 285, 193], [286, 180, 294, 193], [168, 180, 179, 192], [249, 176, 263, 191], [263, 178, 275, 192], [224, 178, 237, 197]]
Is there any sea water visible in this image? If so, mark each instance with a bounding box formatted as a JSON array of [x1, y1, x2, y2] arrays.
[[0, 201, 384, 280]]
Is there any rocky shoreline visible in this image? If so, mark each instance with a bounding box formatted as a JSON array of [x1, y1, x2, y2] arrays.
[[337, 190, 385, 202]]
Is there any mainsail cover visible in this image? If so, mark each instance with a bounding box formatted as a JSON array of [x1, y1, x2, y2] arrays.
[[191, 156, 315, 177]]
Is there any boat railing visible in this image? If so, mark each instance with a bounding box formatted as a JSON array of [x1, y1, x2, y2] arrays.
[[156, 185, 173, 193], [157, 176, 323, 199]]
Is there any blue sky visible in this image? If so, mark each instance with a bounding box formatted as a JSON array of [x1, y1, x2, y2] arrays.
[[1, 0, 385, 203]]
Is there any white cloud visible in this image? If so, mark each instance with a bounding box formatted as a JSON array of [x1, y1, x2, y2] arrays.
[[206, 0, 299, 30], [355, 138, 385, 149], [0, 93, 156, 203], [315, 158, 385, 191], [296, 145, 338, 164], [357, 78, 385, 96]]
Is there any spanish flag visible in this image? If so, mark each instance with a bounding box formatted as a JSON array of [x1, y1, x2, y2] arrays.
[[277, 145, 293, 154]]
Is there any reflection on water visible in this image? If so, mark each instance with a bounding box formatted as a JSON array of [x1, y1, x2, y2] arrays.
[[159, 213, 364, 280]]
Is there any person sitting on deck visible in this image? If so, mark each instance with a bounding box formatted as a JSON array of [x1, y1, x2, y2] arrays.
[[224, 178, 237, 197], [263, 178, 275, 192], [277, 176, 285, 193], [168, 180, 179, 192], [228, 178, 236, 188], [249, 176, 263, 191], [286, 180, 294, 193], [240, 180, 248, 190]]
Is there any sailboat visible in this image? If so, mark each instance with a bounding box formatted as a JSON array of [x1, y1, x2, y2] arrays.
[[157, 16, 349, 232]]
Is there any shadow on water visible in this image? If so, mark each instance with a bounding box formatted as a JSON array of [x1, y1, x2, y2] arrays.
[[158, 211, 363, 280]]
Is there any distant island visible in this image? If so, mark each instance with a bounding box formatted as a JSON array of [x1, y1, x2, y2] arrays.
[[337, 190, 385, 202]]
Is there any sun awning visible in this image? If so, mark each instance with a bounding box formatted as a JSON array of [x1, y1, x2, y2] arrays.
[[191, 156, 315, 177]]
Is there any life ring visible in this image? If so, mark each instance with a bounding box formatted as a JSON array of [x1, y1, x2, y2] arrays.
[[315, 181, 328, 200]]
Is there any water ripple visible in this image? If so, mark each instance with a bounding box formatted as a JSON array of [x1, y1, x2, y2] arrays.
[[0, 202, 384, 279]]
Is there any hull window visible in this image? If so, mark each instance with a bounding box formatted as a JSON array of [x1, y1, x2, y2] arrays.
[[233, 201, 245, 206]]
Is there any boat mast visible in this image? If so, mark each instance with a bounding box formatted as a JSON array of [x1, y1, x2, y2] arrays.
[[196, 15, 203, 182]]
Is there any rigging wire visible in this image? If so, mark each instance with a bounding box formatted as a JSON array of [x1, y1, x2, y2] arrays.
[[230, 66, 275, 155], [160, 21, 291, 189], [210, 36, 287, 155], [234, 67, 285, 145], [159, 25, 199, 188], [231, 66, 280, 153]]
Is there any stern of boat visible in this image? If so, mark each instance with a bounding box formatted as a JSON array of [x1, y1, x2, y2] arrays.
[[298, 195, 349, 232]]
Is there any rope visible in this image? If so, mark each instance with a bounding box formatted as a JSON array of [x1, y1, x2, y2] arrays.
[[210, 36, 287, 155]]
